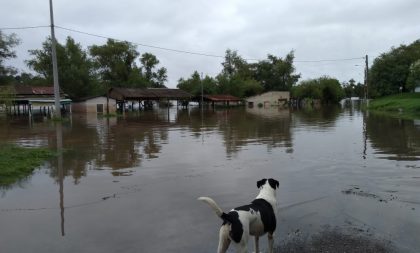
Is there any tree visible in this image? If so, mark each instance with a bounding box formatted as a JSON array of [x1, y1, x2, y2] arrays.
[[254, 51, 300, 91], [0, 85, 15, 108], [27, 36, 101, 98], [369, 39, 420, 97], [177, 71, 217, 96], [406, 59, 420, 92], [343, 78, 365, 98], [221, 49, 252, 78], [139, 53, 167, 88], [0, 31, 20, 84], [89, 39, 142, 87], [292, 76, 344, 104], [217, 49, 263, 98]]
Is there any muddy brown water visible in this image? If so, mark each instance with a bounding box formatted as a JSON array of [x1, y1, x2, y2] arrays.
[[0, 104, 419, 253]]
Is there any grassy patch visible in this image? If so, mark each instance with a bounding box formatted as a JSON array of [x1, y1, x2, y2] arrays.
[[0, 144, 55, 186], [368, 93, 420, 119]]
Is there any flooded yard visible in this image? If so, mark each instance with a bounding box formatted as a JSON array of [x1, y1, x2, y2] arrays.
[[1, 104, 419, 253]]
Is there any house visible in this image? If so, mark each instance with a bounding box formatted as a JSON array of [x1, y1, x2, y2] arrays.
[[72, 96, 117, 114], [2, 84, 71, 116], [245, 91, 290, 108]]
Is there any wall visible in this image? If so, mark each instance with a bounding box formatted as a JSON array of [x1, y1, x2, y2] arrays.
[[245, 91, 290, 108], [72, 97, 117, 113]]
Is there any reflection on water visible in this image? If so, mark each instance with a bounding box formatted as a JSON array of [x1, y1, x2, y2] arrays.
[[0, 105, 419, 253], [366, 112, 420, 161]]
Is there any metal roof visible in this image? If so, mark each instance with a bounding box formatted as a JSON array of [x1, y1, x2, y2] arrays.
[[108, 87, 192, 100], [13, 85, 63, 95], [202, 94, 242, 102]]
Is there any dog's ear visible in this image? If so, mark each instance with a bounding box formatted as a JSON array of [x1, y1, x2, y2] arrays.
[[257, 179, 267, 188], [268, 178, 279, 189]]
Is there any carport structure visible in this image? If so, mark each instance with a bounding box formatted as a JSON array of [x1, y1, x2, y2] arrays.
[[107, 87, 193, 112], [194, 94, 242, 107]]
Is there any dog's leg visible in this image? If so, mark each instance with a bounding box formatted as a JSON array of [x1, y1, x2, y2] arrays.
[[267, 233, 274, 253], [217, 225, 231, 253], [234, 223, 249, 253], [254, 236, 259, 253]]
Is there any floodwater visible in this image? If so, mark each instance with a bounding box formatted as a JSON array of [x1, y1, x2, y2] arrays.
[[0, 104, 419, 253]]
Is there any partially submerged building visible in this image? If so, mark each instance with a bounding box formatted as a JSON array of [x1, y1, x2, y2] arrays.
[[107, 87, 192, 111], [72, 96, 117, 114], [1, 84, 71, 116], [197, 94, 242, 107], [245, 91, 290, 108]]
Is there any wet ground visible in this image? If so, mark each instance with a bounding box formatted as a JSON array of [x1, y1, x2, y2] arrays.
[[0, 104, 419, 252]]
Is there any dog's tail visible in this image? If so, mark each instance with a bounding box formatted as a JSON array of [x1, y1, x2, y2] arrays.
[[198, 197, 234, 224], [198, 197, 224, 216]]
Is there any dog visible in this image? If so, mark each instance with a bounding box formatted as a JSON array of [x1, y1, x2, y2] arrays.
[[198, 178, 279, 253]]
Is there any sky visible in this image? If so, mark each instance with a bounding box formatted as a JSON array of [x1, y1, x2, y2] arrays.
[[1, 0, 419, 88]]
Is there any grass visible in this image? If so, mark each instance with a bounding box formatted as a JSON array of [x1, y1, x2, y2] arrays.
[[0, 144, 55, 186], [368, 93, 420, 119]]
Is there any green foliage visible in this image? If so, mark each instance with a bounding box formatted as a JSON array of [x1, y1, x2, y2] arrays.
[[369, 40, 420, 97], [177, 71, 217, 96], [0, 85, 15, 106], [254, 51, 301, 91], [0, 31, 20, 84], [406, 59, 420, 92], [0, 144, 55, 186], [292, 76, 345, 104], [178, 49, 298, 98], [368, 93, 420, 119], [342, 78, 365, 98], [140, 53, 167, 88], [27, 37, 103, 98], [89, 39, 142, 87]]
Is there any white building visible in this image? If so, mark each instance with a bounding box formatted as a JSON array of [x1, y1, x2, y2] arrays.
[[72, 96, 117, 114], [245, 91, 290, 108]]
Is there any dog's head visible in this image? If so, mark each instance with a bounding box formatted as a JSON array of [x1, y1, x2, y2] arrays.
[[257, 178, 279, 190]]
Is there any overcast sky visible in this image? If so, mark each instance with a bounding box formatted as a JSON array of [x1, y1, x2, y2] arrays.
[[1, 0, 419, 87]]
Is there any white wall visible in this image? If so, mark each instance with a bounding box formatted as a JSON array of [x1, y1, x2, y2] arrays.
[[72, 97, 117, 113], [245, 91, 290, 107]]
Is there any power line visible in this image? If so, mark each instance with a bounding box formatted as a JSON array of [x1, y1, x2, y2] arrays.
[[0, 25, 50, 30], [56, 26, 365, 63], [1, 24, 366, 63], [295, 57, 364, 63], [55, 25, 226, 59]]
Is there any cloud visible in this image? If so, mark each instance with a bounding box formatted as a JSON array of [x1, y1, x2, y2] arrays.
[[1, 0, 419, 87]]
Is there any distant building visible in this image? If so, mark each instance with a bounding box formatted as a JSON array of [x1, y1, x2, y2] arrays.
[[415, 85, 420, 93], [72, 96, 116, 114], [1, 84, 71, 116], [245, 91, 290, 108]]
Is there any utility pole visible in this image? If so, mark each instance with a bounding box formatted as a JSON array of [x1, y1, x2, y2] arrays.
[[364, 55, 369, 100], [201, 72, 204, 110], [49, 0, 61, 118]]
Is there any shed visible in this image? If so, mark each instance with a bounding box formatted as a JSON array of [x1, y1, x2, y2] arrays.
[[2, 84, 71, 116], [72, 96, 117, 114], [194, 94, 242, 107], [245, 91, 290, 108], [108, 87, 192, 101]]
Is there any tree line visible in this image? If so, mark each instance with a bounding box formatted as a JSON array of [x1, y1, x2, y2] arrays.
[[1, 30, 419, 102], [0, 32, 168, 99]]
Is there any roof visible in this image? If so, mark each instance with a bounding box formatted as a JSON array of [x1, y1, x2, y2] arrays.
[[108, 87, 192, 100], [245, 91, 290, 100], [13, 85, 63, 95], [202, 94, 242, 102]]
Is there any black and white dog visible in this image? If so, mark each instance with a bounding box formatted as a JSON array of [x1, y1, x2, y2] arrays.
[[198, 178, 279, 253]]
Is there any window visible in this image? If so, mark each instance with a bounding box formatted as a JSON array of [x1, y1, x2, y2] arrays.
[[97, 104, 104, 113]]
